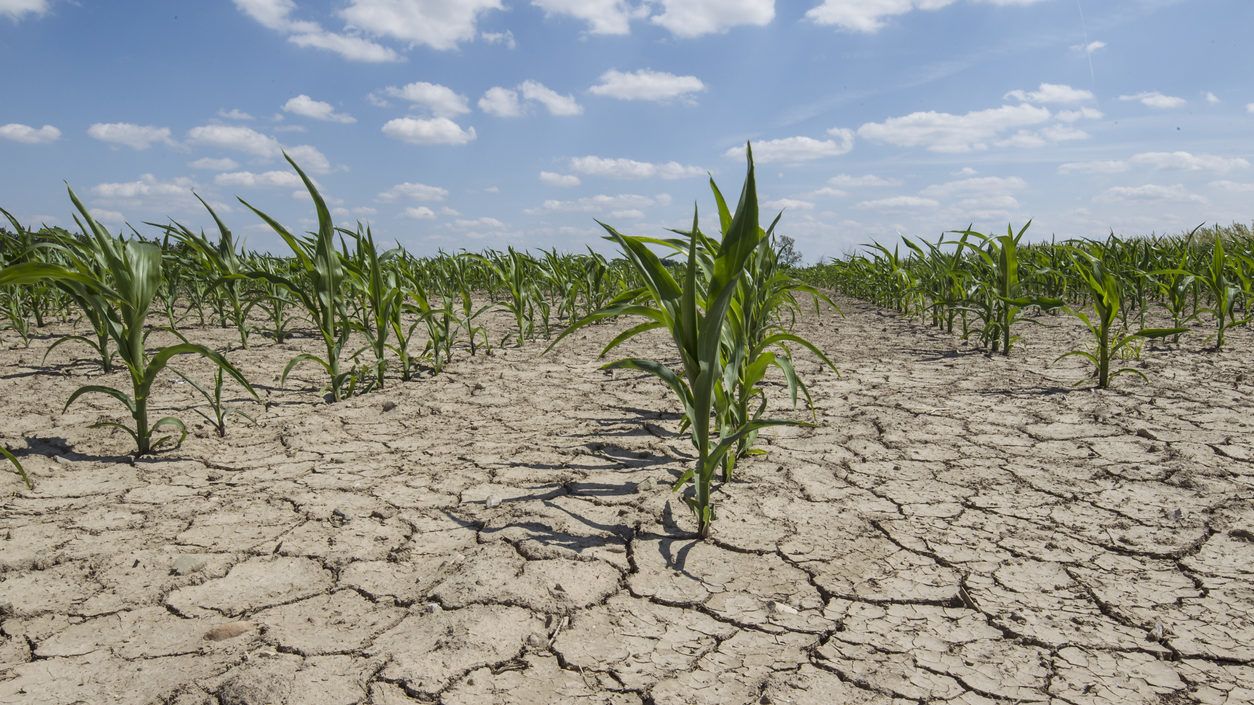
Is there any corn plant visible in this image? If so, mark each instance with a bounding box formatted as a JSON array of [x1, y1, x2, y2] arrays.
[[237, 154, 352, 401], [157, 196, 252, 348], [1056, 247, 1185, 389], [0, 189, 257, 455], [961, 223, 1063, 355], [553, 146, 804, 537], [1, 446, 32, 490], [175, 366, 256, 437], [341, 224, 399, 390], [1192, 236, 1250, 350]]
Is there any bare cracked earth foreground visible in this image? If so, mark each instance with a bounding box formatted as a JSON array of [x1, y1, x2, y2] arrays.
[[1, 298, 1252, 705]]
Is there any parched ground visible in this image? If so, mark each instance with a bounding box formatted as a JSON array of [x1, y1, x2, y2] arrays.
[[0, 297, 1251, 705]]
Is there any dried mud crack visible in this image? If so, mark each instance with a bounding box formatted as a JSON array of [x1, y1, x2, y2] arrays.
[[1, 299, 1251, 704]]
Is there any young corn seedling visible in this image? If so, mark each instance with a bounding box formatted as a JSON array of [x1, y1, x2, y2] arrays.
[[552, 146, 805, 537], [238, 154, 352, 401], [1056, 246, 1185, 389], [1, 446, 32, 490], [961, 223, 1064, 356], [1192, 236, 1250, 350], [0, 189, 257, 455], [174, 366, 256, 437]]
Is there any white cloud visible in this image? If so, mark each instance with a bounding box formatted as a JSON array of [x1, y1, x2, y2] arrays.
[[540, 171, 581, 187], [763, 197, 814, 211], [807, 187, 849, 198], [1210, 180, 1254, 193], [589, 69, 707, 103], [479, 87, 522, 117], [650, 0, 775, 37], [1118, 91, 1187, 109], [282, 94, 356, 123], [1203, 91, 1220, 105], [382, 117, 476, 145], [1072, 40, 1105, 54], [530, 193, 671, 214], [187, 124, 281, 157], [531, 0, 640, 35], [215, 170, 305, 188], [0, 123, 60, 144], [381, 82, 470, 117], [570, 155, 705, 179], [609, 209, 646, 220], [857, 103, 1050, 153], [233, 0, 402, 62], [805, 0, 1048, 33], [218, 108, 255, 121], [856, 196, 940, 210], [1060, 151, 1248, 176], [519, 81, 582, 116], [377, 182, 449, 202], [0, 0, 49, 20], [1058, 160, 1128, 174], [339, 0, 502, 51], [1095, 184, 1206, 205], [827, 174, 901, 188], [920, 176, 1026, 199], [725, 129, 854, 164], [404, 206, 437, 220], [86, 123, 176, 150], [481, 30, 516, 48], [1129, 151, 1248, 173], [479, 81, 581, 117], [1004, 83, 1094, 104], [1056, 107, 1103, 123], [1247, 103, 1254, 114], [284, 144, 331, 173], [189, 157, 240, 171], [91, 174, 201, 210]]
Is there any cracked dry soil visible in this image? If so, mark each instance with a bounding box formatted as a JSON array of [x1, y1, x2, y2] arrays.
[[0, 297, 1252, 705]]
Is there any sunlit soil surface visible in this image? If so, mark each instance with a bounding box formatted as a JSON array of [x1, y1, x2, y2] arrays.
[[1, 299, 1251, 704]]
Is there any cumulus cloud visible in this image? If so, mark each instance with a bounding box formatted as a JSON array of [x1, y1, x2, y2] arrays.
[[478, 87, 523, 117], [1094, 184, 1206, 205], [189, 157, 240, 171], [282, 94, 356, 123], [529, 192, 671, 215], [1203, 92, 1220, 104], [519, 81, 582, 116], [187, 124, 281, 158], [1118, 91, 1187, 109], [404, 206, 437, 220], [589, 69, 707, 103], [569, 156, 705, 180], [90, 174, 205, 213], [479, 82, 581, 117], [339, 0, 502, 50], [87, 123, 176, 150], [650, 0, 775, 37], [217, 108, 255, 121], [920, 176, 1027, 199], [0, 122, 60, 144], [1060, 151, 1248, 175], [763, 197, 814, 211], [1004, 83, 1094, 104], [724, 129, 855, 164], [806, 0, 1048, 33], [827, 174, 901, 188], [233, 0, 402, 62], [481, 30, 515, 48], [540, 171, 581, 187], [214, 170, 305, 188], [531, 0, 641, 34], [857, 103, 1053, 153], [0, 0, 49, 20], [856, 196, 940, 210], [380, 82, 470, 117], [377, 182, 449, 202], [382, 117, 476, 145]]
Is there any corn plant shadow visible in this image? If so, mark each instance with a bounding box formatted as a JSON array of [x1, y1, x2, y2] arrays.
[[20, 435, 184, 465]]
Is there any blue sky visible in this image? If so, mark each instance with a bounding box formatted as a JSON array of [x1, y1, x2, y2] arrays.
[[1, 0, 1251, 261]]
